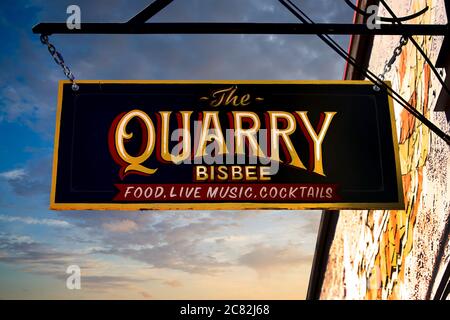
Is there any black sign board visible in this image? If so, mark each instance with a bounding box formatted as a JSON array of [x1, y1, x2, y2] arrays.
[[51, 80, 403, 210]]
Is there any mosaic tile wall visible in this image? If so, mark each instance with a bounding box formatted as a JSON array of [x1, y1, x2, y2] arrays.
[[320, 0, 450, 299]]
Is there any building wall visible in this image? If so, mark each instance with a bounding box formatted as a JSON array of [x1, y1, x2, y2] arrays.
[[320, 0, 450, 299]]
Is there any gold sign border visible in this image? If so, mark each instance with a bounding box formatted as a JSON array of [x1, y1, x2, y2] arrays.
[[51, 80, 404, 211]]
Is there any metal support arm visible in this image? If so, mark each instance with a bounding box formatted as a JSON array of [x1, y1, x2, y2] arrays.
[[32, 22, 448, 36]]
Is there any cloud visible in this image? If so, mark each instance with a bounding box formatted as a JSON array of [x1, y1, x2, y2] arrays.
[[0, 232, 158, 295], [140, 291, 152, 299], [58, 211, 243, 274], [0, 155, 51, 197], [102, 219, 138, 233], [163, 279, 183, 288], [0, 232, 70, 271], [0, 209, 321, 297], [297, 213, 322, 236], [58, 210, 319, 277], [0, 214, 71, 227], [238, 243, 312, 273], [80, 275, 143, 289], [0, 169, 26, 180], [0, 0, 349, 297], [0, 233, 35, 246], [97, 219, 234, 274], [0, 0, 352, 133]]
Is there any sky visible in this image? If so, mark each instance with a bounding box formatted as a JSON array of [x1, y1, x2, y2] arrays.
[[0, 0, 353, 299]]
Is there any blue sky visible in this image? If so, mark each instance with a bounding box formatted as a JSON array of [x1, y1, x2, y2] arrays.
[[0, 0, 352, 299]]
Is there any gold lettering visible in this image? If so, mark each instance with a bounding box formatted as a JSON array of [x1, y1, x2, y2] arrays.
[[209, 86, 252, 107], [231, 166, 243, 180], [233, 111, 266, 158], [217, 166, 228, 180], [259, 166, 272, 181], [195, 166, 208, 181], [195, 111, 227, 158], [159, 111, 192, 163], [268, 111, 306, 170], [115, 109, 157, 175], [296, 111, 336, 176]]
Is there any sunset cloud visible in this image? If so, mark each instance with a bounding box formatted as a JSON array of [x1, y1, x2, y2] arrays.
[[0, 214, 71, 228], [239, 243, 313, 273], [0, 168, 26, 180], [103, 219, 139, 233], [0, 0, 351, 299]]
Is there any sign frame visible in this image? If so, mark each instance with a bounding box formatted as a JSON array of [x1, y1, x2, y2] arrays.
[[51, 80, 404, 210]]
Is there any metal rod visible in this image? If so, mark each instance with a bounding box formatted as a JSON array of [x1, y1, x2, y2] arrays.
[[344, 0, 429, 22], [127, 0, 174, 24], [32, 22, 449, 36], [378, 0, 450, 95], [279, 0, 450, 145], [432, 250, 450, 299]]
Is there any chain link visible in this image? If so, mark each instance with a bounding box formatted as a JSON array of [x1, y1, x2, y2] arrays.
[[40, 35, 79, 91], [373, 36, 408, 91]]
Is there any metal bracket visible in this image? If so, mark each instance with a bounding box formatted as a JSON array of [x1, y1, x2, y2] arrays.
[[127, 0, 173, 24], [344, 0, 430, 22], [32, 0, 450, 144], [32, 22, 448, 36], [32, 0, 448, 36]]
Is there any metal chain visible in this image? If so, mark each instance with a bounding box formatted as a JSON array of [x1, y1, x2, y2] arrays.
[[373, 36, 408, 91], [40, 35, 79, 91]]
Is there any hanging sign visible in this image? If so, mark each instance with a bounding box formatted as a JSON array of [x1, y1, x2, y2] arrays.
[[51, 80, 403, 210]]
